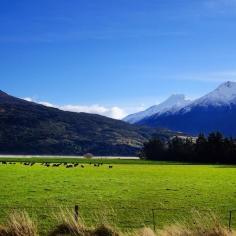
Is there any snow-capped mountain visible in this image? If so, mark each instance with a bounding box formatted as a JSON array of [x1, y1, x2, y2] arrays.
[[123, 94, 191, 124], [185, 81, 236, 109], [137, 81, 236, 136]]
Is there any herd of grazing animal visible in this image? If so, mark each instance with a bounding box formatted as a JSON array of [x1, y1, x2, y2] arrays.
[[0, 161, 113, 169], [1, 161, 16, 165]]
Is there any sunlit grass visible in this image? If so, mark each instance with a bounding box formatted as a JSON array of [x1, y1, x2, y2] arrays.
[[0, 159, 236, 233]]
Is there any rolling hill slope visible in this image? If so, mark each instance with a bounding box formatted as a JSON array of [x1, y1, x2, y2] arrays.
[[0, 90, 171, 156]]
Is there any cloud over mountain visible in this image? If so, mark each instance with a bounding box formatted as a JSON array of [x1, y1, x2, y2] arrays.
[[23, 97, 127, 119]]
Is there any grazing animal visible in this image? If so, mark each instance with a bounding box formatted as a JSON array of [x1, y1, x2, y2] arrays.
[[109, 165, 113, 169], [81, 165, 85, 168], [2, 161, 7, 164], [66, 164, 73, 168], [52, 164, 59, 167], [74, 163, 79, 167]]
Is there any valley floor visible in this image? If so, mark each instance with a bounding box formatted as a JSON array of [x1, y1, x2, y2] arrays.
[[0, 158, 235, 234]]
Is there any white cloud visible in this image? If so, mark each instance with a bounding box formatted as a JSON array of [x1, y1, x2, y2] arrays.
[[110, 107, 127, 120], [60, 104, 127, 119], [23, 97, 33, 102], [38, 101, 55, 107], [23, 98, 128, 120], [60, 104, 108, 114]]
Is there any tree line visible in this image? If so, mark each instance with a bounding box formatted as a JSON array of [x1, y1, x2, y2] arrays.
[[140, 132, 236, 164]]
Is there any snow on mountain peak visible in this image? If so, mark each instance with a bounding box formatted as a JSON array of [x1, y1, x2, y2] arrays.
[[124, 81, 236, 124], [217, 81, 236, 91], [123, 94, 191, 124], [189, 81, 236, 107], [163, 94, 187, 106]]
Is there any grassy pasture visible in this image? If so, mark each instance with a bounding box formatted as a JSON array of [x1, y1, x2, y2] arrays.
[[0, 158, 236, 233]]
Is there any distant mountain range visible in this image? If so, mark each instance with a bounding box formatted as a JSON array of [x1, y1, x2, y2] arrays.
[[124, 81, 236, 136], [124, 94, 191, 124], [0, 90, 175, 156]]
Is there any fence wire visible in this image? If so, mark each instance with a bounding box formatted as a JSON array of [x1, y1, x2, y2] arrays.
[[0, 205, 235, 235]]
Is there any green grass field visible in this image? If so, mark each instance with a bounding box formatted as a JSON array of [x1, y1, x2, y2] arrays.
[[0, 158, 236, 234]]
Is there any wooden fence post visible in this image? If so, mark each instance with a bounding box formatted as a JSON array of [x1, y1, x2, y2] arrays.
[[229, 211, 232, 231], [75, 205, 79, 222], [152, 209, 156, 231]]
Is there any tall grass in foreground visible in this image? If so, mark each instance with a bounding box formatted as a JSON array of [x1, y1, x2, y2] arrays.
[[159, 210, 235, 236], [0, 210, 235, 236], [0, 211, 38, 236]]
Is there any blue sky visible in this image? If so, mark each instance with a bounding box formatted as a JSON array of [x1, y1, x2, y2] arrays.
[[1, 0, 236, 118]]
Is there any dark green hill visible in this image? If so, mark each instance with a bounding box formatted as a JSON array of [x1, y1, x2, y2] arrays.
[[0, 91, 172, 156]]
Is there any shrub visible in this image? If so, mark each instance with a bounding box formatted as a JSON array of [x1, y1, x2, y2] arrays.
[[92, 224, 119, 236], [49, 210, 85, 236], [83, 153, 94, 159], [0, 225, 8, 236]]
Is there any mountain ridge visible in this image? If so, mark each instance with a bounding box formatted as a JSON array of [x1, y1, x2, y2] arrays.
[[0, 90, 174, 156], [136, 81, 236, 136], [123, 94, 191, 124]]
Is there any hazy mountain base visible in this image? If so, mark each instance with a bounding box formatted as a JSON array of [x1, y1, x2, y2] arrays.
[[138, 105, 236, 136]]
